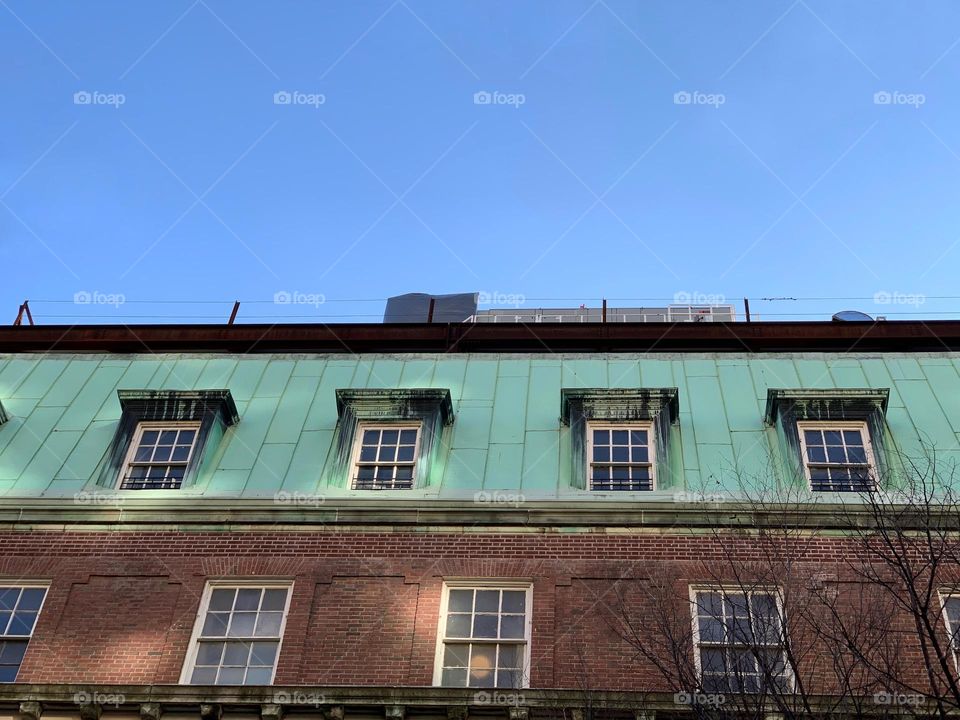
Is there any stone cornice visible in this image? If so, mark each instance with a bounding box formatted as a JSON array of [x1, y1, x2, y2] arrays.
[[0, 497, 953, 532]]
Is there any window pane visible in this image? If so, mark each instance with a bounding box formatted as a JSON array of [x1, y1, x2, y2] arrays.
[[501, 591, 525, 613], [195, 642, 223, 666], [158, 430, 178, 445], [448, 590, 473, 613], [201, 613, 229, 637], [0, 590, 18, 612], [498, 644, 520, 668], [0, 641, 26, 666], [254, 612, 283, 637], [7, 613, 36, 636], [446, 614, 471, 638], [191, 666, 217, 684], [475, 590, 499, 612], [228, 612, 256, 637], [209, 589, 235, 611], [261, 589, 287, 612], [441, 667, 467, 686], [222, 641, 250, 666], [443, 643, 470, 667], [244, 666, 273, 684], [399, 429, 417, 443], [250, 641, 279, 666], [500, 615, 524, 639], [498, 668, 521, 688], [473, 614, 498, 638], [216, 667, 245, 685], [611, 430, 628, 445], [234, 588, 261, 611], [381, 430, 398, 444], [593, 430, 609, 444]]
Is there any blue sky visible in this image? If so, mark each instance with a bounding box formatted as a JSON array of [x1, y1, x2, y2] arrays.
[[2, 0, 960, 323]]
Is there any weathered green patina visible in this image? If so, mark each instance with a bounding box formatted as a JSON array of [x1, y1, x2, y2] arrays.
[[0, 352, 957, 500]]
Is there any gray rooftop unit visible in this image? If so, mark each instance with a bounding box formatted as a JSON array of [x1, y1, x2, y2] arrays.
[[383, 293, 479, 323]]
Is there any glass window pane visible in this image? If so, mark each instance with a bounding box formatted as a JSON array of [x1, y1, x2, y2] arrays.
[[7, 613, 37, 636], [234, 588, 261, 611], [397, 446, 415, 462], [475, 590, 499, 612], [448, 590, 473, 613], [498, 668, 521, 689], [593, 430, 609, 444], [209, 589, 235, 612], [0, 641, 26, 665], [443, 643, 470, 667], [191, 666, 217, 685], [0, 590, 19, 612], [501, 591, 525, 613], [16, 589, 44, 612], [201, 612, 229, 637], [254, 612, 283, 637], [843, 430, 863, 445], [441, 667, 467, 686], [470, 644, 496, 671], [500, 615, 524, 639], [261, 589, 287, 612], [244, 666, 273, 684], [362, 429, 379, 443], [378, 447, 396, 462], [473, 614, 498, 638], [399, 429, 418, 443], [612, 446, 629, 462], [195, 642, 224, 666], [172, 446, 191, 462], [179, 429, 196, 444], [446, 614, 471, 638], [803, 430, 821, 444], [216, 667, 245, 685], [250, 641, 279, 666], [158, 430, 178, 445], [498, 644, 520, 668], [381, 430, 399, 444], [222, 641, 250, 666], [823, 430, 842, 445], [228, 612, 257, 637], [141, 430, 159, 445], [593, 447, 610, 462], [611, 430, 629, 445], [630, 430, 648, 444]]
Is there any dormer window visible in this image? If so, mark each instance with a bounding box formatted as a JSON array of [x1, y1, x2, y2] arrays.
[[797, 421, 875, 492], [765, 389, 888, 493], [561, 388, 678, 492], [351, 423, 421, 490], [119, 421, 202, 490], [100, 390, 239, 491], [332, 389, 453, 491]]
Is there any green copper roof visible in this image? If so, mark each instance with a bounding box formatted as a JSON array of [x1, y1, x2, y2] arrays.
[[0, 352, 957, 500]]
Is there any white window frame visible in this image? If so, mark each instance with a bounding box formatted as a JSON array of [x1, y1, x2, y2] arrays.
[[0, 583, 49, 683], [179, 579, 294, 686], [117, 420, 202, 490], [432, 580, 533, 689], [349, 421, 422, 490], [689, 585, 793, 693], [796, 420, 876, 491], [585, 420, 657, 491], [940, 591, 960, 671]]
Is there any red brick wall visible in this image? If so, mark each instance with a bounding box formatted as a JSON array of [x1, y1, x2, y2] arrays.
[[0, 530, 945, 691]]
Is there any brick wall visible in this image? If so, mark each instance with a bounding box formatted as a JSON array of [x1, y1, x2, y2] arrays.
[[0, 530, 947, 691]]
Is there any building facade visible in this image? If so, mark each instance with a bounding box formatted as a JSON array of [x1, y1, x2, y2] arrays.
[[0, 321, 959, 719]]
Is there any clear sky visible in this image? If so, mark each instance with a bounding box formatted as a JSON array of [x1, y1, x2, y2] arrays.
[[3, 1, 960, 323]]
